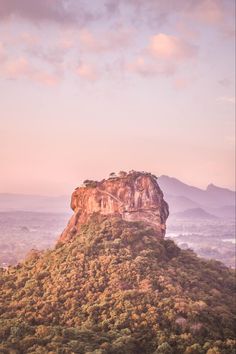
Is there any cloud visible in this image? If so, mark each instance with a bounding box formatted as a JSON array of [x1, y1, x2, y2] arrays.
[[184, 0, 235, 40], [105, 0, 186, 27], [4, 57, 29, 78], [0, 42, 6, 62], [105, 0, 235, 35], [18, 30, 72, 65], [0, 0, 71, 22], [0, 0, 234, 35], [0, 0, 96, 25], [127, 56, 175, 77], [128, 32, 197, 78], [187, 0, 225, 25], [58, 29, 77, 50], [0, 56, 59, 86], [173, 77, 191, 89], [20, 32, 40, 47], [75, 62, 98, 81], [28, 45, 67, 65], [148, 33, 197, 61], [33, 71, 60, 86], [0, 1, 232, 85], [78, 27, 133, 53]]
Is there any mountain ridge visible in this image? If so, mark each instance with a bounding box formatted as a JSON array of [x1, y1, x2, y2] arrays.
[[0, 176, 234, 216], [158, 175, 235, 217], [172, 208, 218, 220], [159, 176, 235, 193]]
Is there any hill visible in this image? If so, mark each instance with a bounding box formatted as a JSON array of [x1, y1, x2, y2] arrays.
[[158, 176, 235, 217], [0, 171, 235, 354], [162, 195, 200, 213], [172, 208, 218, 221], [0, 216, 235, 354]]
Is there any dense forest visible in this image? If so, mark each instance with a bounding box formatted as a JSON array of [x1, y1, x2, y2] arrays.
[[0, 215, 235, 353]]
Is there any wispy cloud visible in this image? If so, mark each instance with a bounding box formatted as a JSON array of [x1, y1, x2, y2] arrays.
[[127, 56, 175, 77], [187, 0, 224, 25], [0, 56, 60, 86], [78, 27, 133, 53], [173, 77, 193, 90], [75, 62, 99, 81], [0, 41, 6, 62]]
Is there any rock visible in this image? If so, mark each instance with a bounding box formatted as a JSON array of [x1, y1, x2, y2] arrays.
[[58, 171, 169, 243], [24, 249, 42, 263]]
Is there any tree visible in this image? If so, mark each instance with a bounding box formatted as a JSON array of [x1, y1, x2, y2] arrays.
[[154, 342, 173, 354]]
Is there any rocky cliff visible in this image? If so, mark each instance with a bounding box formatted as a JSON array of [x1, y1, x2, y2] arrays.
[[58, 171, 169, 243]]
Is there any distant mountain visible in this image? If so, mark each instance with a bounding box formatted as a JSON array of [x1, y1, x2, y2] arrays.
[[209, 205, 236, 219], [158, 175, 235, 217], [0, 193, 71, 213], [0, 176, 235, 218], [163, 195, 200, 214], [172, 208, 218, 220]]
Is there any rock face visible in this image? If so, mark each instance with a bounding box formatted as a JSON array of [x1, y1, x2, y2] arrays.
[[58, 171, 169, 243]]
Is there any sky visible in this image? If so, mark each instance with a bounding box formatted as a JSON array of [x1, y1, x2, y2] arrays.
[[0, 0, 235, 195]]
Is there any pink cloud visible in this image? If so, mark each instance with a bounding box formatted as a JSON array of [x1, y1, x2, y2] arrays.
[[4, 57, 30, 78], [58, 30, 77, 50], [75, 62, 98, 81], [173, 77, 194, 90], [127, 32, 197, 78], [0, 42, 6, 62], [20, 32, 40, 47], [1, 56, 59, 86], [128, 56, 175, 77], [148, 33, 197, 61], [79, 27, 133, 53], [79, 30, 99, 51], [188, 0, 225, 25], [33, 72, 60, 86]]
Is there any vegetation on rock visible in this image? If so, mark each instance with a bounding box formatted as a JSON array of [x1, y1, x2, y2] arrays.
[[0, 215, 235, 353]]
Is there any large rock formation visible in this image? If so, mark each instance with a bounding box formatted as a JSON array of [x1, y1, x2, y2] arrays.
[[58, 171, 169, 243]]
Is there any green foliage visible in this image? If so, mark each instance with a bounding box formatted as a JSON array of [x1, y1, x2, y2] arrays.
[[83, 180, 98, 188], [0, 216, 235, 353], [155, 342, 173, 353]]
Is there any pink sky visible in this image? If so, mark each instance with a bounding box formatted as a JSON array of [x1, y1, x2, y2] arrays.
[[0, 0, 235, 195]]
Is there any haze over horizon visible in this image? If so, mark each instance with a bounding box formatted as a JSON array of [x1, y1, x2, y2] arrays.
[[1, 0, 235, 196], [0, 174, 235, 198]]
